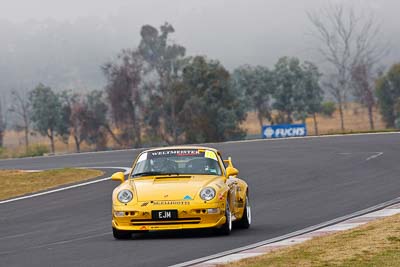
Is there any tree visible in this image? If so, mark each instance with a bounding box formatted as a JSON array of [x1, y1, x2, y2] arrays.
[[308, 4, 387, 131], [376, 63, 400, 128], [351, 62, 377, 129], [301, 61, 324, 135], [272, 57, 323, 132], [273, 57, 304, 123], [103, 49, 144, 148], [9, 90, 31, 152], [68, 94, 87, 153], [179, 56, 246, 143], [232, 65, 274, 128], [0, 100, 5, 147], [321, 101, 336, 117], [138, 23, 186, 144], [83, 90, 110, 151], [57, 90, 76, 147], [29, 84, 63, 153]]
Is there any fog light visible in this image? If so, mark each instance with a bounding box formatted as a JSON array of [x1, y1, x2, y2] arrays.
[[207, 208, 220, 214], [114, 211, 125, 217]]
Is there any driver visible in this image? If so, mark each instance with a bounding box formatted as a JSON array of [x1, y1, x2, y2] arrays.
[[150, 158, 178, 173]]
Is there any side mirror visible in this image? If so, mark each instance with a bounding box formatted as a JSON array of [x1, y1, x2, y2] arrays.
[[223, 157, 239, 177], [226, 166, 239, 177], [111, 172, 125, 183]]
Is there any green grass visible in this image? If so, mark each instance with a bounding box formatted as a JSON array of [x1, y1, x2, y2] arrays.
[[0, 168, 103, 200]]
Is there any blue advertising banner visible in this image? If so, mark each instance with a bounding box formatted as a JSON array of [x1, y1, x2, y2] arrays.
[[262, 124, 307, 139]]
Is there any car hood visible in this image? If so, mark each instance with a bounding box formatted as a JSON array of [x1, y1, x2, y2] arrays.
[[131, 175, 222, 201]]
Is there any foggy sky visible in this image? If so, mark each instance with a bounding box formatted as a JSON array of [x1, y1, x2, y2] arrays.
[[1, 0, 399, 92]]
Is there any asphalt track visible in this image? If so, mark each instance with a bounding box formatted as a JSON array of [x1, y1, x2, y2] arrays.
[[0, 133, 399, 267]]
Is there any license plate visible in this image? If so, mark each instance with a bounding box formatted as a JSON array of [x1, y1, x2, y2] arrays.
[[152, 210, 178, 220]]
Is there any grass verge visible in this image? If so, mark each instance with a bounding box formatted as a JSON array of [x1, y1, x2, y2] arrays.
[[226, 213, 400, 267], [0, 168, 104, 200]]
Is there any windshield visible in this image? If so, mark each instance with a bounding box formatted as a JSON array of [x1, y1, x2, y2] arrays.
[[131, 149, 222, 177]]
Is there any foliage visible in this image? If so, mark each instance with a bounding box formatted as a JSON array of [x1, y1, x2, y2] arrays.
[[20, 144, 50, 157], [273, 57, 323, 123], [66, 94, 88, 152], [179, 56, 247, 143], [58, 90, 76, 145], [103, 49, 143, 147], [231, 65, 273, 127], [302, 62, 323, 114], [351, 62, 378, 129], [273, 57, 303, 123], [83, 90, 110, 151], [320, 101, 336, 117], [138, 23, 187, 144], [376, 63, 400, 128], [29, 84, 63, 153]]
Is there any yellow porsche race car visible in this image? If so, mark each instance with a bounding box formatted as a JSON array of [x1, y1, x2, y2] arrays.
[[111, 146, 251, 239]]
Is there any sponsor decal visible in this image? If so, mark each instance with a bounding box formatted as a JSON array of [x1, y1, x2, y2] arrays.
[[140, 226, 147, 230], [262, 124, 307, 139], [264, 127, 274, 138], [152, 200, 190, 205], [141, 202, 149, 207], [150, 150, 201, 157], [205, 150, 218, 161], [183, 195, 193, 200], [137, 152, 148, 162]]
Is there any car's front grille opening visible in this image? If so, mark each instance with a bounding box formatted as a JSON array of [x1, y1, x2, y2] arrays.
[[130, 217, 201, 225]]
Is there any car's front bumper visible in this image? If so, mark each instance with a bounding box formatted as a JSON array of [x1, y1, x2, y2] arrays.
[[112, 201, 226, 231]]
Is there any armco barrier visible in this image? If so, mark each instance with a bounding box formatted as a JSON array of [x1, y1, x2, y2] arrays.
[[262, 124, 307, 139]]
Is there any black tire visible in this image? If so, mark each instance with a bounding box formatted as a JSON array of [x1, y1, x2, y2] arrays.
[[215, 200, 232, 235], [234, 195, 251, 229], [112, 227, 132, 240]]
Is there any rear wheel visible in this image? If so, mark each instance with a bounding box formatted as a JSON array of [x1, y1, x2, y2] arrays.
[[112, 227, 131, 240], [234, 195, 251, 229], [216, 200, 232, 235]]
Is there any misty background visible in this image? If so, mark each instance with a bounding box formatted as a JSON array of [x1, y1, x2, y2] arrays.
[[1, 0, 399, 93]]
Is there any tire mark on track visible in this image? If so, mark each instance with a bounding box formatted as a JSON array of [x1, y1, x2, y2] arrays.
[[0, 230, 111, 256]]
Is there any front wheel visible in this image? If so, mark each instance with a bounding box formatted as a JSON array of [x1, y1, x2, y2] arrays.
[[234, 195, 251, 229], [112, 227, 131, 240], [216, 200, 232, 235]]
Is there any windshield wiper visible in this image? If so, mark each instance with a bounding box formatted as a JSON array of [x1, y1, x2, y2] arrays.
[[131, 172, 186, 178], [131, 171, 164, 177]]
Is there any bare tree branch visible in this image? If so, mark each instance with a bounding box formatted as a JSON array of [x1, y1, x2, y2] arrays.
[[9, 89, 31, 151], [307, 3, 389, 131]]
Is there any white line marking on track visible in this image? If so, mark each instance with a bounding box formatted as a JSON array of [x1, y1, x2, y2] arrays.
[[0, 232, 111, 256], [0, 230, 42, 241], [0, 167, 130, 205], [366, 152, 383, 161]]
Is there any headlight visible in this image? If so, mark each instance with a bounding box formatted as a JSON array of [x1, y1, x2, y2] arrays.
[[200, 187, 216, 201], [117, 190, 133, 203]]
